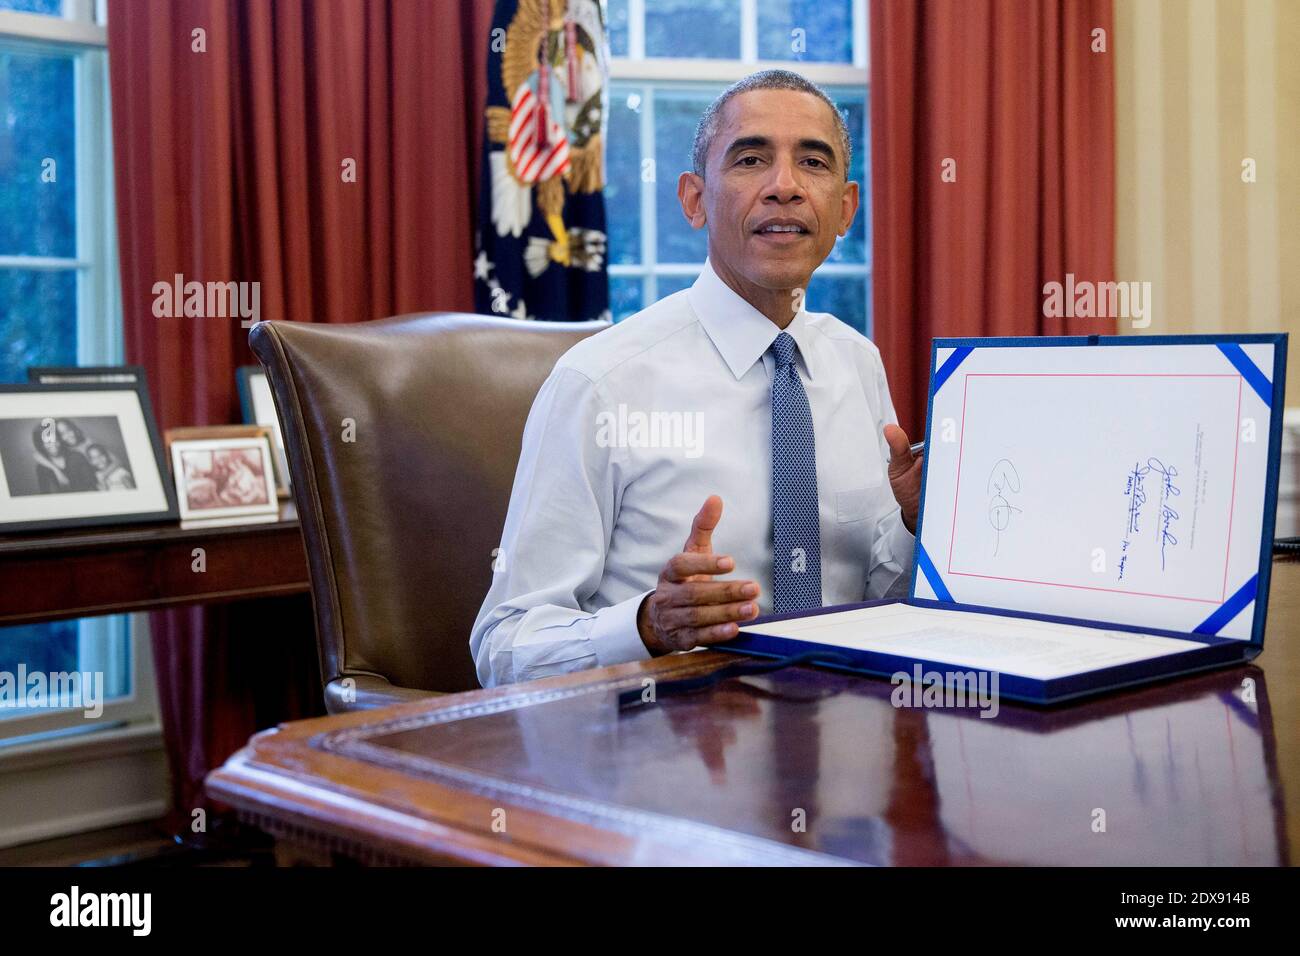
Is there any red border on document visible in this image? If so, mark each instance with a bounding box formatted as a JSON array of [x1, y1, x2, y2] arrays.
[[943, 373, 1243, 605]]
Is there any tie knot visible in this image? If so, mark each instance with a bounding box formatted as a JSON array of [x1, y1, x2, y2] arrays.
[[769, 332, 798, 370]]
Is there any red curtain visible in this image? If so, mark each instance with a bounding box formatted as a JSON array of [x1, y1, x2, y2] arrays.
[[869, 0, 1116, 438], [107, 0, 495, 828]]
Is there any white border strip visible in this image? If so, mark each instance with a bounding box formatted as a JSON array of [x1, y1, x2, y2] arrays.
[[0, 9, 105, 47]]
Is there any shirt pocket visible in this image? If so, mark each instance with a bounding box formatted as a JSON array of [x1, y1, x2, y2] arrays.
[[835, 487, 874, 524]]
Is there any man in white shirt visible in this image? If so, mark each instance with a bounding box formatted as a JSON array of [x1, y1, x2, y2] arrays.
[[471, 69, 923, 686]]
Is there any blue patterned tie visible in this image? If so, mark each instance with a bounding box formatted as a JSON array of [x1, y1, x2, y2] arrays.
[[769, 332, 822, 613]]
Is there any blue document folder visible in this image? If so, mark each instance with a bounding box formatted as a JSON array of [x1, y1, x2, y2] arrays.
[[725, 333, 1288, 704]]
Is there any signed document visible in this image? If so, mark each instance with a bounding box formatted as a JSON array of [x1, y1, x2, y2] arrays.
[[915, 340, 1278, 642], [730, 336, 1282, 702]]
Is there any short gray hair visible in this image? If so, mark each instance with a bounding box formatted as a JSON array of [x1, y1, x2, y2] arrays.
[[691, 69, 852, 182]]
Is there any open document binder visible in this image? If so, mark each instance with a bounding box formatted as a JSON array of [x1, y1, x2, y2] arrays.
[[726, 333, 1288, 704]]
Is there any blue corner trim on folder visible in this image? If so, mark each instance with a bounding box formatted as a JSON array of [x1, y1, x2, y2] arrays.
[[914, 542, 953, 602], [1217, 342, 1272, 405], [1194, 574, 1258, 635], [931, 346, 974, 396]]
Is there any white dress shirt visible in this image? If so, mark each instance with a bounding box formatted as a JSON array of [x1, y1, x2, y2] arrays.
[[470, 258, 915, 686]]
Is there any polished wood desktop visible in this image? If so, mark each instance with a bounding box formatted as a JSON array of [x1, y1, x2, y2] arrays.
[[0, 504, 309, 626], [207, 556, 1300, 866]]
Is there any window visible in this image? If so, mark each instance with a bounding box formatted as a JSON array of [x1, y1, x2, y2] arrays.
[[605, 0, 871, 334], [0, 0, 119, 380], [0, 0, 144, 746]]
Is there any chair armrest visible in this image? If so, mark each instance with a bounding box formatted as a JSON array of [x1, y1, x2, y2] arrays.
[[324, 675, 441, 714]]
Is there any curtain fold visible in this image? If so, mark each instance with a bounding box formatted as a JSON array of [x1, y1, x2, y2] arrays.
[[107, 0, 495, 828], [869, 0, 1116, 438]]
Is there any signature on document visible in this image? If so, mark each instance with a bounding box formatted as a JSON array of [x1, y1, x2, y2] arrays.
[[1118, 457, 1180, 580], [986, 458, 1022, 557]]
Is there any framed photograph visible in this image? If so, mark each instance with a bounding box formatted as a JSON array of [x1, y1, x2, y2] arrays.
[[29, 365, 146, 387], [164, 424, 276, 455], [236, 366, 290, 497], [170, 435, 279, 524], [0, 383, 178, 534]]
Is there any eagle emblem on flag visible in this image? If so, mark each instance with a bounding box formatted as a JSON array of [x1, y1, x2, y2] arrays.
[[475, 0, 611, 323]]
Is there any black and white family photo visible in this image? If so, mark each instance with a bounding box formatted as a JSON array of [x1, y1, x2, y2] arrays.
[[0, 417, 136, 498]]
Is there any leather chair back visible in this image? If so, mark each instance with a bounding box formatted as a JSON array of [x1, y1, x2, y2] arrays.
[[249, 313, 609, 711]]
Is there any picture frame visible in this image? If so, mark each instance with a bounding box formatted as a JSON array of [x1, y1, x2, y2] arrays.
[[28, 365, 147, 387], [236, 365, 291, 497], [0, 382, 178, 534], [163, 424, 277, 459], [169, 435, 280, 525]]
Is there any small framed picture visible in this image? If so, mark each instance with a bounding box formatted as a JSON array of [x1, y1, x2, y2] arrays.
[[29, 365, 146, 387], [164, 424, 276, 453], [0, 383, 178, 534], [169, 435, 279, 524], [236, 366, 290, 497]]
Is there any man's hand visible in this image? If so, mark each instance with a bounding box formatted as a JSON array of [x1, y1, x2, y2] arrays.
[[637, 495, 762, 656], [884, 424, 923, 534]]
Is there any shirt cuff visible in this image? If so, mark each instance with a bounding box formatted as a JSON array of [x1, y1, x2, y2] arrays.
[[885, 505, 916, 565], [589, 589, 655, 668]]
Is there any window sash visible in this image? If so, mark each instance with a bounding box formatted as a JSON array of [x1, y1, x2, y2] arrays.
[[0, 0, 104, 46], [606, 74, 871, 329], [0, 615, 156, 743], [0, 36, 121, 364], [0, 1, 135, 747], [614, 0, 867, 73]]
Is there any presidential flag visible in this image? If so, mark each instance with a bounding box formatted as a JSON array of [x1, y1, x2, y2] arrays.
[[474, 0, 611, 323]]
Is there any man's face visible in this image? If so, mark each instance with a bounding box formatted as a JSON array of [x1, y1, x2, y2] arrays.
[[679, 89, 858, 295]]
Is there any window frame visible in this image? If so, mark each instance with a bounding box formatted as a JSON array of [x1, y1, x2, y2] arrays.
[[607, 0, 872, 331], [0, 614, 156, 746], [0, 1, 151, 749], [0, 3, 121, 366]]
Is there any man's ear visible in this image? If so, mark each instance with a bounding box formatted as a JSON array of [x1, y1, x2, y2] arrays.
[[838, 179, 860, 237], [678, 171, 708, 229]]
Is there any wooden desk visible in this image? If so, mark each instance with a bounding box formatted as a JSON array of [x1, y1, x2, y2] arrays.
[[0, 505, 309, 626], [207, 557, 1300, 866]]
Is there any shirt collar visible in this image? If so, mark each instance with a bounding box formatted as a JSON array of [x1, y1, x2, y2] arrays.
[[688, 258, 818, 382]]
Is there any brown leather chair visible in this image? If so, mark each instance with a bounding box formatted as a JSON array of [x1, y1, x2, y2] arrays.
[[249, 313, 609, 713]]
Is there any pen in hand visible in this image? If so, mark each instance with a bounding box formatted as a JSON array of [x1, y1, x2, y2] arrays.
[[887, 441, 925, 464]]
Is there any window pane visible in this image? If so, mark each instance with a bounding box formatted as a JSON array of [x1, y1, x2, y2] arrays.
[[0, 268, 77, 382], [0, 616, 132, 722], [0, 0, 64, 14], [823, 92, 867, 266], [0, 44, 77, 258], [654, 92, 710, 263], [0, 620, 76, 676], [606, 88, 642, 265], [655, 273, 697, 298], [607, 0, 629, 56], [646, 0, 739, 59], [758, 0, 854, 64], [610, 274, 643, 322], [807, 272, 867, 334]]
